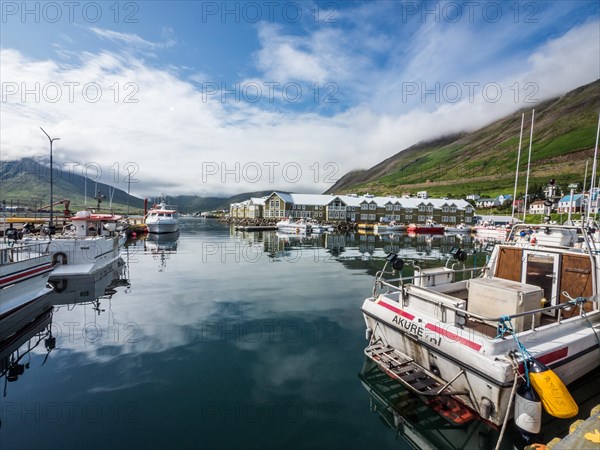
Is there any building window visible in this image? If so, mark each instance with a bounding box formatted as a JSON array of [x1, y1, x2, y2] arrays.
[[361, 203, 369, 210], [386, 204, 393, 211], [418, 205, 425, 212], [369, 203, 376, 210], [369, 214, 376, 221], [418, 215, 425, 221], [394, 205, 401, 211], [465, 217, 472, 223], [426, 206, 433, 212], [442, 206, 449, 213], [450, 207, 456, 213]]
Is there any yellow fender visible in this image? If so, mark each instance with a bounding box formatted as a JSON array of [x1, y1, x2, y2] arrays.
[[528, 358, 578, 419]]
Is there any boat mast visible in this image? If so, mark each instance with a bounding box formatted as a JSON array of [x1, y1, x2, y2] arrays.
[[586, 113, 600, 223], [511, 113, 525, 224], [523, 110, 535, 223]]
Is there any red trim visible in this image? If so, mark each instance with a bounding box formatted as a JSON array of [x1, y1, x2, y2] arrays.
[[518, 347, 569, 374], [425, 323, 483, 351], [0, 263, 53, 288], [377, 299, 415, 320]]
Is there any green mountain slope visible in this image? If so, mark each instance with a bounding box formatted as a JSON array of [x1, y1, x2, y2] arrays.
[[327, 80, 600, 198], [0, 158, 145, 213]]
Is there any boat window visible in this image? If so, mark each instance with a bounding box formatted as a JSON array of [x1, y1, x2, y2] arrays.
[[159, 213, 165, 217], [525, 253, 555, 303]]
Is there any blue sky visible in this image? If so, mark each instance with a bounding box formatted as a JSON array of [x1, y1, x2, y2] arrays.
[[1, 1, 599, 197]]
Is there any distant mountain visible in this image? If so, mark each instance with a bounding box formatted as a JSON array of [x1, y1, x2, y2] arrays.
[[0, 158, 144, 213], [0, 159, 274, 214], [327, 80, 600, 198], [168, 191, 273, 213]]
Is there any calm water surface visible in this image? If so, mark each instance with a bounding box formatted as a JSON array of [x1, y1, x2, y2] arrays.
[[1, 219, 598, 449]]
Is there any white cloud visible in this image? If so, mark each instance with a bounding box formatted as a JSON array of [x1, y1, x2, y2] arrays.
[[89, 27, 176, 50], [1, 19, 598, 197]]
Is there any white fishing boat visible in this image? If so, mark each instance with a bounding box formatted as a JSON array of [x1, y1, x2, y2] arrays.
[[0, 241, 54, 329], [276, 218, 312, 234], [146, 201, 179, 234], [361, 222, 600, 430], [22, 211, 125, 278]]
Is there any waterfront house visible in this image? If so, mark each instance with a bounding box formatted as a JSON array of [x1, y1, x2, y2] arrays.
[[529, 200, 546, 215], [557, 194, 584, 213], [232, 192, 476, 224]]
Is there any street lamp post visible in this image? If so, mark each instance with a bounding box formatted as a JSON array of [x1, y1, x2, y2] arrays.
[[40, 127, 60, 236]]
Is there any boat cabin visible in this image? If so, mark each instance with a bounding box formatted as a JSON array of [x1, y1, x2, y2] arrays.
[[70, 211, 121, 238]]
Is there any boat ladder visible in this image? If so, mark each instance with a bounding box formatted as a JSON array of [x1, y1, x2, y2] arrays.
[[364, 343, 469, 397]]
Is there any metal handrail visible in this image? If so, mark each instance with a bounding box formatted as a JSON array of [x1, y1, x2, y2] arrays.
[[375, 277, 595, 324]]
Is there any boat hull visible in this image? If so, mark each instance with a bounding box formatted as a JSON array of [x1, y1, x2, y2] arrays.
[[0, 251, 53, 322], [146, 222, 179, 234], [362, 295, 600, 426]]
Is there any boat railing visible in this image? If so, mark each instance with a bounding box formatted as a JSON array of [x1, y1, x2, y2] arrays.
[[373, 267, 596, 331], [1, 241, 52, 264]]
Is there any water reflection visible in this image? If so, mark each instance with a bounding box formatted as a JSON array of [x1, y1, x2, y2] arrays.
[[359, 358, 508, 450], [0, 259, 129, 409], [143, 231, 180, 272], [1, 309, 54, 399], [231, 229, 492, 277]]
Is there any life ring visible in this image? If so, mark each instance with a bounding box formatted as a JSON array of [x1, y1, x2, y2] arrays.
[[52, 252, 68, 266]]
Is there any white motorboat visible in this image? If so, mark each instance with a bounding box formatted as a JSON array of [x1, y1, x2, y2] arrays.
[[374, 221, 405, 234], [473, 225, 509, 240], [445, 223, 472, 233], [0, 241, 54, 329], [146, 201, 179, 234], [276, 218, 312, 234], [361, 222, 600, 429]]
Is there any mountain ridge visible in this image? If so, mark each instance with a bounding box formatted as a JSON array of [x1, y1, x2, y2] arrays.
[[326, 80, 600, 198]]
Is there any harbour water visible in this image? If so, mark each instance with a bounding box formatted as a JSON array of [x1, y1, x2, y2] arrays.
[[1, 218, 598, 449]]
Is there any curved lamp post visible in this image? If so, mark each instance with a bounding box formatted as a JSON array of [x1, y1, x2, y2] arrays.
[[40, 127, 60, 237]]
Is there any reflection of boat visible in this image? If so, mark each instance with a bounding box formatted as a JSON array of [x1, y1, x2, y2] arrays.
[[0, 241, 53, 329], [146, 231, 179, 250], [47, 257, 129, 307], [362, 222, 600, 428], [146, 200, 179, 234], [276, 218, 312, 234], [1, 307, 54, 393], [407, 220, 445, 234], [359, 358, 501, 450], [144, 232, 179, 271]]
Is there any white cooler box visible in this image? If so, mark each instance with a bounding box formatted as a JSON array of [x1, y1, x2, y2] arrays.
[[467, 278, 543, 332]]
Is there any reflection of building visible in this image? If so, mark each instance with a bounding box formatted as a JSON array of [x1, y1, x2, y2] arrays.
[[232, 192, 476, 225]]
